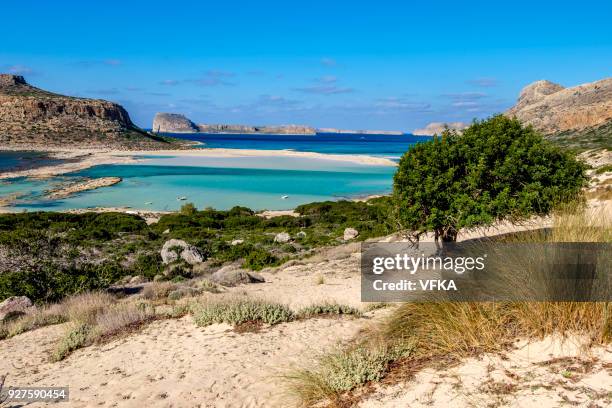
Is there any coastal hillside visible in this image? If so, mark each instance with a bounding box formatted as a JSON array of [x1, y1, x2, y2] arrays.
[[0, 75, 186, 150], [153, 112, 316, 135], [506, 78, 612, 150]]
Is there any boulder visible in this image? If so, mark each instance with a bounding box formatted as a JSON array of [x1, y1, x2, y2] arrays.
[[296, 231, 307, 238], [0, 296, 33, 321], [129, 275, 147, 284], [210, 266, 265, 287], [274, 232, 291, 243], [343, 228, 359, 240], [160, 239, 205, 265], [231, 239, 244, 246]]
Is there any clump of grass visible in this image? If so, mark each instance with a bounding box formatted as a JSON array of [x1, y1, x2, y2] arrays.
[[61, 292, 116, 323], [0, 292, 114, 340], [93, 302, 154, 339], [0, 306, 67, 339], [52, 301, 155, 361], [141, 282, 177, 300], [594, 164, 612, 174], [52, 322, 91, 362], [198, 278, 222, 293], [285, 340, 413, 406], [297, 303, 362, 319], [314, 274, 325, 285], [190, 297, 295, 327]]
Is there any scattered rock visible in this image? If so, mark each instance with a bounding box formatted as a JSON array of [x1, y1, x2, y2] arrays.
[[343, 228, 359, 241], [296, 231, 307, 238], [231, 239, 244, 246], [129, 275, 147, 284], [274, 232, 291, 243], [168, 287, 201, 301], [162, 229, 170, 234], [210, 266, 265, 287], [0, 296, 33, 321], [160, 239, 205, 265]]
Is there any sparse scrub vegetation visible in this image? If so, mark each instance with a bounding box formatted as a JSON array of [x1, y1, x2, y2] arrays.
[[286, 206, 611, 406], [190, 298, 295, 327], [297, 303, 362, 319], [0, 198, 394, 302]]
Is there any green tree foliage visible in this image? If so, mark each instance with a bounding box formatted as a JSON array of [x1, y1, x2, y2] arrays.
[[393, 115, 587, 241]]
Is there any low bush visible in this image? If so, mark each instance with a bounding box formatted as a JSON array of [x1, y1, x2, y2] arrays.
[[190, 298, 294, 327]]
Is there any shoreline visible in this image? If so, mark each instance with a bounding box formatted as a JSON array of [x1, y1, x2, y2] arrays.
[[0, 147, 397, 180]]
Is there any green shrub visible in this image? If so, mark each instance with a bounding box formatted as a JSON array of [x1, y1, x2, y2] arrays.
[[53, 322, 91, 361], [298, 303, 362, 318], [393, 115, 587, 241]]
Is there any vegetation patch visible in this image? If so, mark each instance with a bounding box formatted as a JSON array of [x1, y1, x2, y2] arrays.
[[285, 206, 611, 406]]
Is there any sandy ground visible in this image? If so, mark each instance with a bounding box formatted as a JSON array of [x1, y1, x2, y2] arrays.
[[0, 246, 375, 407], [0, 147, 396, 180], [0, 316, 370, 407], [360, 337, 612, 408]]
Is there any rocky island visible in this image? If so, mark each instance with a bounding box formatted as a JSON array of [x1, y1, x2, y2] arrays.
[[0, 75, 187, 150], [153, 112, 408, 135], [153, 113, 316, 135]]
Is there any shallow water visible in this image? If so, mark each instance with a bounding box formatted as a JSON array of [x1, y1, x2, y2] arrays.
[[1, 133, 416, 211], [2, 159, 395, 211]]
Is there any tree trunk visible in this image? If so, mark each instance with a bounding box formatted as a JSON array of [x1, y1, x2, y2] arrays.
[[441, 227, 457, 242]]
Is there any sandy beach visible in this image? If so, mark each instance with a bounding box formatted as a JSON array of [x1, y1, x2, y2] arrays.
[[0, 147, 397, 180]]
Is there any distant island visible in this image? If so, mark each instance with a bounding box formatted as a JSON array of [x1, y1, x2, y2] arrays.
[[152, 112, 405, 135]]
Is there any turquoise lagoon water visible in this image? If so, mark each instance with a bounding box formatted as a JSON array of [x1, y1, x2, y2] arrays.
[[1, 133, 425, 211], [1, 157, 396, 211]]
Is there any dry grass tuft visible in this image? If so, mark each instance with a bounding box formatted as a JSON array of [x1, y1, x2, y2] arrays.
[[61, 292, 115, 323], [93, 302, 155, 338]]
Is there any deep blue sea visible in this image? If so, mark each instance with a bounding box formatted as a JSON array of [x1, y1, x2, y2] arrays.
[[165, 132, 428, 160], [0, 133, 430, 211]]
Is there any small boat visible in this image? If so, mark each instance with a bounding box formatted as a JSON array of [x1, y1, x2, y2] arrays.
[[177, 196, 188, 201], [281, 195, 289, 200], [144, 201, 153, 205]]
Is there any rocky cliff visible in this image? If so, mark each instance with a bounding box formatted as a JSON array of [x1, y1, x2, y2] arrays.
[[0, 75, 185, 150], [506, 78, 612, 150]]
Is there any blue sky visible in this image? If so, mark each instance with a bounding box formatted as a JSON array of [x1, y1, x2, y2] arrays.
[[2, 0, 611, 131]]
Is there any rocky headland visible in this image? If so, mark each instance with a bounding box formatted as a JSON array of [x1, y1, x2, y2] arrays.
[[506, 78, 612, 150], [0, 75, 187, 150]]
